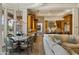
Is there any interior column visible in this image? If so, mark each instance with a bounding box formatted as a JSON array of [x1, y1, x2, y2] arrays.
[[14, 9, 16, 35], [0, 3, 3, 53], [72, 8, 79, 35], [22, 9, 27, 35], [4, 8, 7, 38]]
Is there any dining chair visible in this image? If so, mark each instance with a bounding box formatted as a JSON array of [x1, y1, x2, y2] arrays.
[[4, 37, 14, 55], [26, 36, 34, 54]]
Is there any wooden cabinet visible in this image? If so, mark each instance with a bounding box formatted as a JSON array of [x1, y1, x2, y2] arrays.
[[56, 20, 64, 33], [27, 15, 32, 32], [61, 20, 65, 33], [27, 14, 37, 33], [56, 21, 61, 28], [31, 15, 37, 32], [55, 14, 72, 34], [63, 14, 72, 34], [44, 20, 48, 32]]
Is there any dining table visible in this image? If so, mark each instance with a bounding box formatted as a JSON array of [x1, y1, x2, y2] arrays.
[[11, 35, 30, 53]]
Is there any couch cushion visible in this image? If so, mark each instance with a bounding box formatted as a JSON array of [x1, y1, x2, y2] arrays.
[[62, 42, 79, 48], [68, 36, 76, 44], [54, 35, 62, 40], [72, 48, 79, 54], [76, 36, 79, 44], [59, 35, 69, 42]]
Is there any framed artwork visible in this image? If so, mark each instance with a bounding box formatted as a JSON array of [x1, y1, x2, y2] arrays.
[[37, 23, 42, 32]]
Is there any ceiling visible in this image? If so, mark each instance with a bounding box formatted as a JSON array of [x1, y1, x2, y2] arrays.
[[2, 3, 78, 10], [2, 3, 44, 10], [2, 3, 78, 21], [35, 9, 72, 16]]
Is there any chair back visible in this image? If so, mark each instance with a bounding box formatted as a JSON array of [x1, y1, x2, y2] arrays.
[[27, 36, 34, 46], [4, 37, 13, 48]]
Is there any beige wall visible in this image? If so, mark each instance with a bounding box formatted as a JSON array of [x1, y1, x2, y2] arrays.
[[72, 8, 79, 35], [0, 3, 3, 53], [37, 16, 44, 36]]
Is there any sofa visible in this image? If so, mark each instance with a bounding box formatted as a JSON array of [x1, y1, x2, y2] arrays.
[[43, 34, 70, 55], [48, 34, 79, 55]]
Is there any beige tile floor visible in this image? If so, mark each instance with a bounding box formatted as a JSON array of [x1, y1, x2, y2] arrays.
[[32, 36, 44, 55]]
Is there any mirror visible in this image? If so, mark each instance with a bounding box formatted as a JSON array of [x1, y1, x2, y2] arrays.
[[7, 9, 14, 35]]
